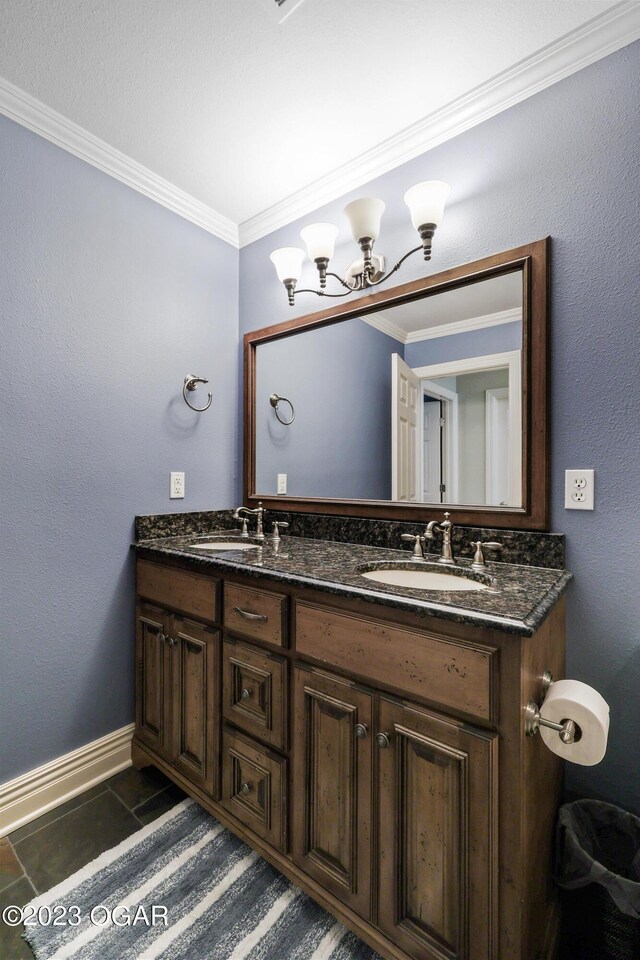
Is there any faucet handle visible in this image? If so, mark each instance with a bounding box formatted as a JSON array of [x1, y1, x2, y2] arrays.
[[271, 521, 289, 541], [240, 518, 249, 537], [470, 540, 502, 570], [401, 533, 425, 560]]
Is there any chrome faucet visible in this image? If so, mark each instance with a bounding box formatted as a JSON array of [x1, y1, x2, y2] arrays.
[[233, 501, 266, 540], [425, 511, 456, 565]]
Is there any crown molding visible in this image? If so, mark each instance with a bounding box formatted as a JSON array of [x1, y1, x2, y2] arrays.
[[239, 1, 640, 247], [362, 306, 521, 345], [361, 312, 408, 343], [1, 3, 637, 249], [0, 77, 239, 248], [405, 307, 522, 343]]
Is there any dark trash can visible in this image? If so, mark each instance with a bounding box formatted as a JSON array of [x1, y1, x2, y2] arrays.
[[555, 800, 640, 960]]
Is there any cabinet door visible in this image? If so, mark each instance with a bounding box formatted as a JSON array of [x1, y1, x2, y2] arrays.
[[377, 697, 498, 960], [292, 666, 374, 921], [135, 603, 170, 755], [170, 615, 220, 798]]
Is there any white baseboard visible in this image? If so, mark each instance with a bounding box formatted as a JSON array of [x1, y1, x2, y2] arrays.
[[0, 724, 135, 838]]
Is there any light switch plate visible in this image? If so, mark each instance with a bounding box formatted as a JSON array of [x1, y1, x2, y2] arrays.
[[564, 469, 594, 510], [277, 473, 287, 495]]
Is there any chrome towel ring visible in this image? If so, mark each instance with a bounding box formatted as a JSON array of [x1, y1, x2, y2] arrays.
[[270, 393, 295, 425], [183, 375, 213, 412]]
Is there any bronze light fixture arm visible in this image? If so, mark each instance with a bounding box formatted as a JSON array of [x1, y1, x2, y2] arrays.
[[360, 242, 425, 289]]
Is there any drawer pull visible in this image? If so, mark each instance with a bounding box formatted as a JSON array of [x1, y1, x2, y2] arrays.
[[376, 732, 391, 749], [354, 723, 369, 740], [240, 688, 253, 701], [234, 606, 268, 623], [240, 782, 252, 795]]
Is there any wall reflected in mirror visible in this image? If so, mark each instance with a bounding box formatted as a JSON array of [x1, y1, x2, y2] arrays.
[[255, 269, 523, 508]]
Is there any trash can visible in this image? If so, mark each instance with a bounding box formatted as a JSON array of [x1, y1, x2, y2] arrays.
[[554, 800, 640, 960]]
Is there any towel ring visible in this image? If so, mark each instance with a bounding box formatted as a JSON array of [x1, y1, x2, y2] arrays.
[[183, 375, 213, 413], [270, 393, 295, 425]]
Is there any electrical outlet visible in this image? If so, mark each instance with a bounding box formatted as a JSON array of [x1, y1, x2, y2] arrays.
[[277, 473, 287, 495], [565, 469, 594, 510], [170, 472, 185, 499]]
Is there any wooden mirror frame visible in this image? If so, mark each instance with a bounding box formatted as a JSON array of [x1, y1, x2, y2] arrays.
[[244, 238, 549, 530]]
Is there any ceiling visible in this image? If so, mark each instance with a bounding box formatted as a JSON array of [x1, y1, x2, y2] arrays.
[[0, 1, 634, 242], [376, 271, 523, 340]]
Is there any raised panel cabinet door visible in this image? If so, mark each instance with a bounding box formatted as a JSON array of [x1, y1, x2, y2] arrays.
[[377, 698, 498, 960], [292, 666, 374, 921], [135, 603, 170, 755], [170, 615, 220, 798]]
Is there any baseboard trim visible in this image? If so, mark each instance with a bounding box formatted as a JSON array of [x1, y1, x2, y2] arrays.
[[0, 724, 135, 838]]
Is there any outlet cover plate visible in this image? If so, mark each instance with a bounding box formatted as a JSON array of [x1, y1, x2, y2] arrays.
[[564, 469, 594, 510], [170, 472, 185, 499]]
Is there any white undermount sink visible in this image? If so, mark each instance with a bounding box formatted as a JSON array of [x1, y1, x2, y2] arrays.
[[360, 566, 491, 592], [190, 541, 260, 551]]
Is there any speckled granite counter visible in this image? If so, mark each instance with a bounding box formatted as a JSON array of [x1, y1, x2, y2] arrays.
[[133, 528, 572, 637]]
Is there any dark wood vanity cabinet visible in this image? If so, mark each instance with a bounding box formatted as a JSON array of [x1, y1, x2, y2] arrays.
[[133, 557, 565, 960], [135, 602, 219, 796], [135, 562, 220, 797], [291, 666, 497, 959], [376, 697, 497, 960], [292, 665, 375, 920]]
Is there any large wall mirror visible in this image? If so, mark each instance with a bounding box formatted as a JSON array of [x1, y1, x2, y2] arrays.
[[244, 240, 549, 529]]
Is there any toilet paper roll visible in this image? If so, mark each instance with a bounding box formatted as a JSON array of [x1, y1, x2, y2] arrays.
[[539, 679, 609, 766]]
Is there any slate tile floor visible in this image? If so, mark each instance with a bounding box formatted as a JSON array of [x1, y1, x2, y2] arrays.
[[0, 766, 186, 960]]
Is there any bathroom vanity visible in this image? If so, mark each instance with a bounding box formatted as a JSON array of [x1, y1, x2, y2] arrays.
[[132, 529, 570, 960], [132, 238, 565, 958]]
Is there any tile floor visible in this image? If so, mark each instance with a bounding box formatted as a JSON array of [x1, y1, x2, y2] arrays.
[[0, 766, 186, 960]]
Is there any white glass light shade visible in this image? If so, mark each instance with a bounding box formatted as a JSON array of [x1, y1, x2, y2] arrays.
[[270, 247, 304, 282], [404, 180, 451, 229], [300, 223, 339, 262], [343, 197, 386, 243]]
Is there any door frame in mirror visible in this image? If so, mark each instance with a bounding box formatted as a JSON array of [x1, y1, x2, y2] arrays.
[[243, 238, 549, 530]]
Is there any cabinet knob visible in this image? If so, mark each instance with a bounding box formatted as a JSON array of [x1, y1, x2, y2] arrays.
[[240, 688, 253, 701], [240, 782, 252, 795], [354, 723, 368, 740], [376, 732, 391, 749], [158, 633, 166, 644], [166, 637, 175, 647]]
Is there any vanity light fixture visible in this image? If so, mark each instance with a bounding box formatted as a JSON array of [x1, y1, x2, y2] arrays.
[[270, 180, 450, 306]]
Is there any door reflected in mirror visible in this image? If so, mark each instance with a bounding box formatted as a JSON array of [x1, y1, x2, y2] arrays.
[[255, 270, 522, 508]]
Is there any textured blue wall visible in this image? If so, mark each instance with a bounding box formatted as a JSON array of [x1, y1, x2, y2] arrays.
[[240, 42, 640, 814], [404, 320, 521, 367], [255, 318, 400, 500], [0, 116, 239, 782]]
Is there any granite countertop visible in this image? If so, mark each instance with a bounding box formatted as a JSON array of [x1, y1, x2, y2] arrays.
[[133, 529, 572, 636]]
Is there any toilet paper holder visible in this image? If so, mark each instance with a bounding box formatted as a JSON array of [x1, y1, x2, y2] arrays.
[[525, 671, 580, 744]]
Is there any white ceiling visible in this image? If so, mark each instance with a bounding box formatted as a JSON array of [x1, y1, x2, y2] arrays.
[[377, 271, 523, 337], [0, 1, 634, 240]]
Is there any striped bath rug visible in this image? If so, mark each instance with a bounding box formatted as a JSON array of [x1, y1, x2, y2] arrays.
[[22, 798, 382, 960]]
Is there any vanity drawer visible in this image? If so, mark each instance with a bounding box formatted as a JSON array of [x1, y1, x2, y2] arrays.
[[295, 601, 497, 723], [222, 639, 287, 750], [220, 727, 287, 852], [224, 583, 287, 648], [137, 560, 219, 623]]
